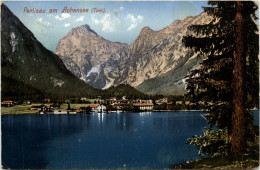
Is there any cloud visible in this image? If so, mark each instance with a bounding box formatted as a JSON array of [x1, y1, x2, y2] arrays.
[[92, 13, 120, 32], [55, 13, 71, 21], [119, 6, 124, 11], [64, 23, 70, 27], [126, 14, 143, 31], [92, 17, 100, 25], [75, 16, 84, 22]]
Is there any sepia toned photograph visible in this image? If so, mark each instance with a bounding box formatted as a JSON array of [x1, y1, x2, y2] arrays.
[[1, 0, 259, 169]]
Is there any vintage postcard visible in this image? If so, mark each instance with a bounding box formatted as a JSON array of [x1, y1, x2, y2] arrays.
[[1, 0, 259, 169]]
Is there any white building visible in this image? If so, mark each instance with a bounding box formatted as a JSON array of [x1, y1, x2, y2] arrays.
[[90, 104, 106, 112]]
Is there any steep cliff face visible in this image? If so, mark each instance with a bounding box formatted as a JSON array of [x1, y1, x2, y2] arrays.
[[55, 25, 129, 83], [122, 12, 211, 88], [136, 54, 204, 95], [1, 4, 100, 98], [56, 12, 212, 95]]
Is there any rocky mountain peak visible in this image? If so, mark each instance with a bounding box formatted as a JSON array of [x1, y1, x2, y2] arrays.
[[80, 24, 97, 35], [56, 24, 129, 84], [140, 26, 154, 34], [129, 25, 167, 57], [68, 24, 98, 37]]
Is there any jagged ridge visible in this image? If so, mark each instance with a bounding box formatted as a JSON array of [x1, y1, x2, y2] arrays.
[[56, 12, 212, 95]]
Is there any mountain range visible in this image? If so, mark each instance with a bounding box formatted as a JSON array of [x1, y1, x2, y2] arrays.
[[2, 4, 212, 99], [1, 4, 103, 99], [1, 4, 147, 100], [56, 13, 212, 95]]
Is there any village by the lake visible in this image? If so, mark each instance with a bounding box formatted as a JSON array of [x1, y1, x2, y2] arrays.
[[1, 96, 205, 115]]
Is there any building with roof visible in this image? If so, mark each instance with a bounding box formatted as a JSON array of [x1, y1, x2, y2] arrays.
[[1, 100, 14, 107], [90, 104, 106, 112], [133, 103, 153, 111]]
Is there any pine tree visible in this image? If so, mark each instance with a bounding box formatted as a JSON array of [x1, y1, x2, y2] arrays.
[[230, 1, 246, 154], [183, 1, 258, 156]]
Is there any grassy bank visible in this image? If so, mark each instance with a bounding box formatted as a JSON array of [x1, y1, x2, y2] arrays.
[[1, 104, 39, 115], [1, 103, 92, 115], [173, 136, 259, 169]]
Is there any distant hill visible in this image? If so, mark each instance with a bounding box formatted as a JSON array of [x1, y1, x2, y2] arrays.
[[105, 84, 148, 99], [1, 4, 101, 99]]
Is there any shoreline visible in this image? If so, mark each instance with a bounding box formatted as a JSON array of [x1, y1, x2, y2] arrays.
[[1, 109, 206, 115], [153, 110, 205, 112], [172, 134, 259, 169], [2, 109, 258, 115]]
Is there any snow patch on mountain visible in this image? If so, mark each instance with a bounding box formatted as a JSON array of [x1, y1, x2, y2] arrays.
[[103, 79, 115, 90], [87, 65, 101, 77], [10, 32, 18, 53]]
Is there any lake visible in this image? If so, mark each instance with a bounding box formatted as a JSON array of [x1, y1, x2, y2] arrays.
[[2, 111, 259, 169]]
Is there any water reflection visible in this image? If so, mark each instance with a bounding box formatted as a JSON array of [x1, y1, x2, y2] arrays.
[[2, 114, 86, 169], [3, 111, 257, 169], [153, 117, 163, 129], [2, 112, 207, 169]]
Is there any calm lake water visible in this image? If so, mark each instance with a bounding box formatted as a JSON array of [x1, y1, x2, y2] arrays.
[[2, 111, 259, 169]]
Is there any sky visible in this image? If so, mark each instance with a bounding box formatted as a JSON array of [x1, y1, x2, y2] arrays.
[[4, 1, 208, 52]]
